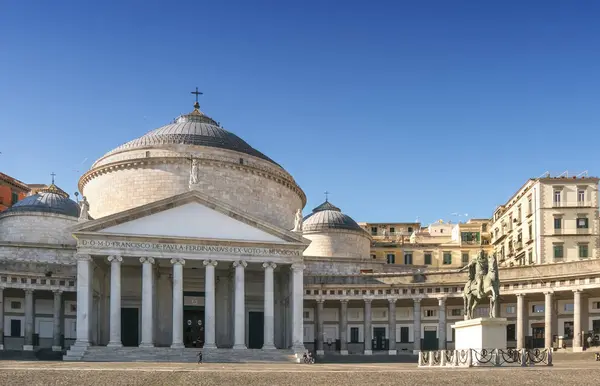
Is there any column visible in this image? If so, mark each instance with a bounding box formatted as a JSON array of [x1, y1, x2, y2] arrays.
[[139, 257, 155, 347], [107, 255, 123, 347], [364, 298, 372, 355], [171, 258, 185, 348], [0, 287, 4, 350], [316, 298, 324, 355], [262, 262, 276, 350], [233, 260, 247, 349], [290, 263, 305, 351], [413, 298, 421, 353], [23, 289, 34, 351], [75, 254, 92, 346], [339, 299, 348, 355], [516, 294, 525, 349], [544, 291, 553, 349], [438, 297, 446, 350], [388, 298, 397, 355], [203, 259, 218, 349], [52, 290, 62, 351], [573, 289, 582, 351]]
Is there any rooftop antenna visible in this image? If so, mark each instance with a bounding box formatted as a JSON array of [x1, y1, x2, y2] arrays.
[[537, 171, 550, 178], [576, 170, 588, 178], [558, 170, 569, 178]]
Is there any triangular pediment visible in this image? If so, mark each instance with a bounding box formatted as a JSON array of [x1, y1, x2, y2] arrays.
[[71, 191, 308, 245]]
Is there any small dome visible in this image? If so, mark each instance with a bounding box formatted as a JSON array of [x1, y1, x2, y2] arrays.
[[302, 200, 362, 232], [4, 184, 80, 218], [105, 104, 278, 165]]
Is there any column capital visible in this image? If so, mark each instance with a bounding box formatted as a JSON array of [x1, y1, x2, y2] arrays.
[[573, 289, 583, 294], [516, 293, 526, 298], [203, 259, 218, 267], [413, 298, 422, 304], [363, 297, 373, 304], [139, 257, 155, 264], [387, 297, 397, 304], [290, 262, 305, 272], [24, 289, 34, 295], [316, 297, 325, 304], [76, 253, 92, 261], [340, 298, 349, 304], [53, 290, 63, 295], [170, 258, 185, 266], [438, 297, 446, 306], [262, 262, 277, 270], [108, 255, 123, 263], [232, 260, 247, 268], [544, 291, 554, 296]]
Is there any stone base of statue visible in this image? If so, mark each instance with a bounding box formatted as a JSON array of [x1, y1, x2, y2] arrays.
[[453, 317, 509, 352]]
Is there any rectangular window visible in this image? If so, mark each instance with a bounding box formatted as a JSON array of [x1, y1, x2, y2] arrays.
[[564, 303, 574, 312], [578, 189, 585, 203], [371, 254, 377, 260], [579, 244, 589, 258], [553, 190, 561, 205], [10, 301, 21, 310], [424, 253, 432, 265], [443, 252, 452, 265], [528, 197, 533, 214], [528, 223, 533, 239], [10, 319, 21, 337], [11, 192, 19, 205], [407, 227, 413, 233], [461, 253, 469, 265], [371, 227, 377, 235], [564, 321, 574, 338], [386, 254, 395, 264], [451, 309, 463, 317], [553, 245, 564, 259], [528, 251, 533, 264], [577, 218, 589, 229], [593, 302, 600, 310], [507, 324, 516, 341], [303, 311, 310, 319], [404, 253, 413, 265], [350, 327, 359, 343], [389, 227, 395, 234], [532, 305, 545, 313], [506, 306, 516, 314], [475, 307, 489, 317], [400, 327, 409, 343], [482, 224, 487, 232], [425, 309, 437, 317], [554, 217, 562, 229]]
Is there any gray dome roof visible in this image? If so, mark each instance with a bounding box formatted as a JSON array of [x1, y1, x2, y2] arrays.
[[302, 200, 362, 232], [4, 185, 80, 218], [107, 104, 278, 165]]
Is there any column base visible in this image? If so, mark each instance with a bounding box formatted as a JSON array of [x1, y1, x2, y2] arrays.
[[138, 343, 155, 348], [23, 345, 34, 351], [340, 349, 349, 356], [170, 342, 184, 349], [261, 344, 276, 350], [203, 343, 217, 349], [107, 342, 123, 348], [0, 344, 4, 350], [388, 350, 397, 355], [233, 344, 247, 350], [52, 346, 62, 352], [72, 340, 90, 348], [573, 346, 584, 353], [364, 349, 372, 355], [413, 350, 420, 355], [316, 349, 324, 356]]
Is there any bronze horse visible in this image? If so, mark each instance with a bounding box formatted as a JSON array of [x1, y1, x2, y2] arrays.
[[462, 252, 500, 319]]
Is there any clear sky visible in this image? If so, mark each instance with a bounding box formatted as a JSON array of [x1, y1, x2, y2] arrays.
[[1, 0, 599, 224]]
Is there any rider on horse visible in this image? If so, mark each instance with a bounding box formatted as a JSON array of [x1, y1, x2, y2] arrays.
[[461, 249, 488, 296]]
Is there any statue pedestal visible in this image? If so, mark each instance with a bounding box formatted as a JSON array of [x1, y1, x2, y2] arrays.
[[452, 317, 509, 351]]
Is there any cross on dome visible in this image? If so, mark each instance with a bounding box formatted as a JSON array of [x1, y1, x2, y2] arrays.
[[191, 87, 203, 109]]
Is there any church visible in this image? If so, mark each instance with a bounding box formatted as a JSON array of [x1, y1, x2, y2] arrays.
[[1, 96, 600, 362]]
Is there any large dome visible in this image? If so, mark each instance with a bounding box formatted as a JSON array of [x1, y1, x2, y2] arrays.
[[79, 99, 305, 228], [302, 201, 363, 232], [4, 184, 79, 218], [105, 105, 277, 165]]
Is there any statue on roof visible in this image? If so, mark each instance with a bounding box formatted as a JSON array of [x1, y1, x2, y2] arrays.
[[292, 209, 303, 232], [189, 159, 200, 188], [79, 196, 90, 221]]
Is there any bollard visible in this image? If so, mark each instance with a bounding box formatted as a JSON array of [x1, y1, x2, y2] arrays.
[[467, 349, 473, 367], [494, 348, 500, 367], [520, 348, 527, 367], [418, 351, 424, 366], [547, 348, 553, 366], [429, 351, 434, 367], [453, 350, 459, 367], [440, 350, 446, 367]]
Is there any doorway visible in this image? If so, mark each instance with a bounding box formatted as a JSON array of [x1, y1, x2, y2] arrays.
[[183, 309, 205, 348], [121, 308, 139, 347], [532, 325, 545, 348], [248, 311, 264, 349], [422, 327, 438, 350], [373, 327, 386, 350]]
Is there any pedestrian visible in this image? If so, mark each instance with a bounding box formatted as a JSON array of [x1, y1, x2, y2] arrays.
[[197, 351, 203, 364]]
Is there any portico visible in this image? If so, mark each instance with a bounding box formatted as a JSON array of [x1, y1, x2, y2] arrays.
[[66, 191, 309, 359]]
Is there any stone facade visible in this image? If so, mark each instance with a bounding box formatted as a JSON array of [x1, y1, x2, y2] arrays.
[[0, 212, 77, 246], [303, 229, 371, 259]]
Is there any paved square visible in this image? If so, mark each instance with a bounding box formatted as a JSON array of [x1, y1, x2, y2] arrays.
[[0, 361, 600, 385]]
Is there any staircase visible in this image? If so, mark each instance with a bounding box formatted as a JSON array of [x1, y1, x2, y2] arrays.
[[64, 346, 299, 363]]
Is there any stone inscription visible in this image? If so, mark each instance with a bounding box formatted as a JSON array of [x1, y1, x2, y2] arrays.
[[78, 239, 301, 256]]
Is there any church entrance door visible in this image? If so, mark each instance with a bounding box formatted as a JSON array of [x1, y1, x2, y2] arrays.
[[373, 327, 386, 350], [422, 327, 438, 351], [121, 308, 139, 347], [248, 311, 264, 349], [183, 309, 205, 348]]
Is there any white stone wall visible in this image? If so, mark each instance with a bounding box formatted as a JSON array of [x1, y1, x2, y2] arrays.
[[82, 159, 303, 229], [303, 229, 370, 259], [0, 213, 77, 246]]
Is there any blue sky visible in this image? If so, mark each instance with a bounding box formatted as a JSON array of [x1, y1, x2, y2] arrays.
[[1, 0, 599, 224]]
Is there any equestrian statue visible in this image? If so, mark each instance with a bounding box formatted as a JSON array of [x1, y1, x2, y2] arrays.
[[459, 249, 500, 320]]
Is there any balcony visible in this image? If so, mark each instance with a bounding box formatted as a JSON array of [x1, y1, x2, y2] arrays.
[[552, 201, 593, 208], [515, 240, 523, 250]]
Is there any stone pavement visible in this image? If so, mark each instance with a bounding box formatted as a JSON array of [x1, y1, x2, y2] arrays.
[[0, 360, 599, 385]]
